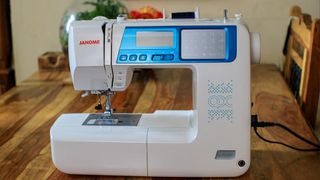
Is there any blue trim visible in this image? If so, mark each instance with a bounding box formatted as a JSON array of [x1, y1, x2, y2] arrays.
[[117, 26, 237, 64]]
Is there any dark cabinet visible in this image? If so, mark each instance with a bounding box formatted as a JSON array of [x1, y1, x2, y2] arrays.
[[0, 0, 15, 94]]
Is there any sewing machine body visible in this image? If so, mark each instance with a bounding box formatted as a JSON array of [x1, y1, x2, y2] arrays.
[[50, 17, 254, 177]]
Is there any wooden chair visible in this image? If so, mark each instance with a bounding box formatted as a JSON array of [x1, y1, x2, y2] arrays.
[[283, 5, 320, 127]]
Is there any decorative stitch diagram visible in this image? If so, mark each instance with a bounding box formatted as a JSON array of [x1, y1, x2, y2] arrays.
[[208, 80, 233, 121]]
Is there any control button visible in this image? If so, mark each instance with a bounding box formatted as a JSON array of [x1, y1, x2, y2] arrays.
[[114, 81, 124, 88], [115, 75, 124, 81], [139, 54, 147, 61], [152, 54, 174, 61], [114, 83, 124, 88], [163, 54, 174, 60], [129, 55, 137, 61], [119, 55, 127, 61], [152, 55, 162, 61]]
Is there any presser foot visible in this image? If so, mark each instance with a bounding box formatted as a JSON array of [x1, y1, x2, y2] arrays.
[[104, 89, 114, 116], [89, 90, 115, 115]]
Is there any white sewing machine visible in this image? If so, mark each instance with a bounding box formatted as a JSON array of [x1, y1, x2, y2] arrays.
[[50, 11, 260, 177]]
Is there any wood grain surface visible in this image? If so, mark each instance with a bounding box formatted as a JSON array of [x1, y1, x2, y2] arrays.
[[0, 64, 320, 180]]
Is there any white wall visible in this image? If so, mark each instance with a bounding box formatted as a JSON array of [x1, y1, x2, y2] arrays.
[[10, 0, 320, 83]]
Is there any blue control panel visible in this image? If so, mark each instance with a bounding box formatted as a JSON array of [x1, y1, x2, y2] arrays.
[[116, 26, 237, 64]]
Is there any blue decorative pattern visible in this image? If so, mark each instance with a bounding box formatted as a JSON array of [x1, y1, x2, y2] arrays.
[[208, 80, 233, 121]]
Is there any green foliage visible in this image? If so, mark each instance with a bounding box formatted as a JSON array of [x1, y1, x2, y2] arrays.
[[77, 0, 127, 20], [60, 0, 127, 53]]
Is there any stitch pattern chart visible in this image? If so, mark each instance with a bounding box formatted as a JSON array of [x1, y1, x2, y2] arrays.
[[207, 80, 233, 122]]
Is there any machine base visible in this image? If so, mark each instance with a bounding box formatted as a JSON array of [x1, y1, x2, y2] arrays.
[[50, 110, 250, 177]]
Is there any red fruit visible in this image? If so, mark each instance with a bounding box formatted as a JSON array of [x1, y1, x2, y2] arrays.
[[140, 13, 153, 19], [155, 12, 163, 18], [130, 10, 141, 19]]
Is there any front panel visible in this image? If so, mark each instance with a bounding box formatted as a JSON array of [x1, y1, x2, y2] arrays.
[[116, 26, 237, 64]]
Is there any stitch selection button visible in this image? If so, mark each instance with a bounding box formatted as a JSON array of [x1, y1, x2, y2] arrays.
[[139, 54, 147, 61], [119, 55, 127, 61], [163, 54, 174, 60], [129, 55, 137, 61], [152, 55, 162, 61]]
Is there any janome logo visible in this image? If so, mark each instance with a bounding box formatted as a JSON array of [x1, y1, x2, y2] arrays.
[[79, 40, 100, 45]]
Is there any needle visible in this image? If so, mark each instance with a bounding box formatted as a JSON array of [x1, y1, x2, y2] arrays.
[[104, 89, 113, 116]]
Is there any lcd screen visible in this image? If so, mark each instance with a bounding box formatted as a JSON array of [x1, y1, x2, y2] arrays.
[[136, 31, 174, 47], [181, 29, 226, 59]]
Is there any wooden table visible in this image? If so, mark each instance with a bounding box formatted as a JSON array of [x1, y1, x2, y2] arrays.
[[0, 64, 319, 179]]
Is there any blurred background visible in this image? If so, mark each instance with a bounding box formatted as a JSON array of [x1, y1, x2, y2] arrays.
[[8, 0, 320, 83]]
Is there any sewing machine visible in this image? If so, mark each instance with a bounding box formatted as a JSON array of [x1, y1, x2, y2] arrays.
[[50, 11, 260, 177]]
